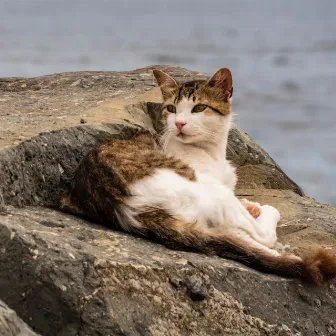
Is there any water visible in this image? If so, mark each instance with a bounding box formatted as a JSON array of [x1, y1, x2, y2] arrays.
[[1, 0, 336, 204]]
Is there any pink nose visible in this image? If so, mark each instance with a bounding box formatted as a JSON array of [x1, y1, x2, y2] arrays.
[[175, 122, 186, 131]]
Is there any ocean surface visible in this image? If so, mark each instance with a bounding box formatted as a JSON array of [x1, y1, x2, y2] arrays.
[[1, 0, 336, 204]]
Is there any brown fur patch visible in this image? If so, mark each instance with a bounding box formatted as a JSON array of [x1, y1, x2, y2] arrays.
[[61, 132, 196, 228], [160, 80, 232, 116], [98, 133, 196, 184], [60, 193, 83, 216], [301, 248, 336, 285]]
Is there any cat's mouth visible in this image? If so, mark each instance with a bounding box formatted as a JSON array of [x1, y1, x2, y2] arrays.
[[176, 131, 199, 139]]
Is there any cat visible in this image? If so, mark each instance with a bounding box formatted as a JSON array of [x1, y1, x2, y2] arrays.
[[61, 67, 336, 285]]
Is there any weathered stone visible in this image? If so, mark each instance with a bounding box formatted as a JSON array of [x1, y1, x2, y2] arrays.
[[0, 66, 335, 336], [0, 121, 143, 208], [0, 66, 204, 150], [0, 206, 296, 336], [0, 300, 40, 336]]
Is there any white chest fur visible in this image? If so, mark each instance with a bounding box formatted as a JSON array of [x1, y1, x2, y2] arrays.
[[164, 137, 237, 191]]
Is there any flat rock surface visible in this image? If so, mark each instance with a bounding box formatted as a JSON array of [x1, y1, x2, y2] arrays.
[[0, 66, 335, 336], [0, 66, 205, 149]]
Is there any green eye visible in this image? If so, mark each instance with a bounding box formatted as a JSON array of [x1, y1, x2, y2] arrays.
[[166, 104, 176, 113], [192, 104, 207, 113]]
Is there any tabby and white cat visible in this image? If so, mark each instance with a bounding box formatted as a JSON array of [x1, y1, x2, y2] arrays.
[[61, 68, 336, 284]]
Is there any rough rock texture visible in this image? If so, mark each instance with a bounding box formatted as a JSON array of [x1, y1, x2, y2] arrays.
[[0, 66, 335, 336], [0, 300, 39, 336], [0, 66, 206, 149]]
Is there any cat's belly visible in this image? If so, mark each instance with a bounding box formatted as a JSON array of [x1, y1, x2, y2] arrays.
[[126, 168, 224, 223]]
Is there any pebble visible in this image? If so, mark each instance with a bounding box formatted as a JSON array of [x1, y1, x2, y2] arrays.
[[186, 275, 207, 301], [169, 276, 183, 288]]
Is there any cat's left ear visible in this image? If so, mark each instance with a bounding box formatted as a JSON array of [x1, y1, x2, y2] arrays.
[[153, 70, 178, 100], [207, 68, 233, 102]]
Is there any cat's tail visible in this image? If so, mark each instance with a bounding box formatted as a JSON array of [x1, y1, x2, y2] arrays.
[[137, 213, 336, 285]]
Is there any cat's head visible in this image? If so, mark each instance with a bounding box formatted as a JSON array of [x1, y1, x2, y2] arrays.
[[153, 68, 233, 144]]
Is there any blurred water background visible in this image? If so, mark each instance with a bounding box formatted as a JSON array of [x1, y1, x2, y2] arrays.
[[1, 0, 336, 204]]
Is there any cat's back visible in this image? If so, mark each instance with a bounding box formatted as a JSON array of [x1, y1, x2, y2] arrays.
[[97, 133, 158, 181], [95, 133, 195, 184]]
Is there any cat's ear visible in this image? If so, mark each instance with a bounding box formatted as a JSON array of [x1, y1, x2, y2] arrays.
[[153, 70, 178, 100], [207, 68, 233, 102]]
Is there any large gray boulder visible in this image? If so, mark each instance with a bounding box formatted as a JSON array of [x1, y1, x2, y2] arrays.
[[0, 66, 335, 336]]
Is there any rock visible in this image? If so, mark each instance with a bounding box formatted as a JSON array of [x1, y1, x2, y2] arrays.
[[0, 206, 295, 336], [185, 275, 208, 301], [0, 299, 40, 336], [0, 66, 335, 336]]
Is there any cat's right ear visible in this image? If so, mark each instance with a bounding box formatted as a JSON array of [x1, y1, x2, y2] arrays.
[[153, 70, 178, 100]]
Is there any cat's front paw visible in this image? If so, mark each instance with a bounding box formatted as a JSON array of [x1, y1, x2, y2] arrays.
[[240, 199, 261, 218]]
